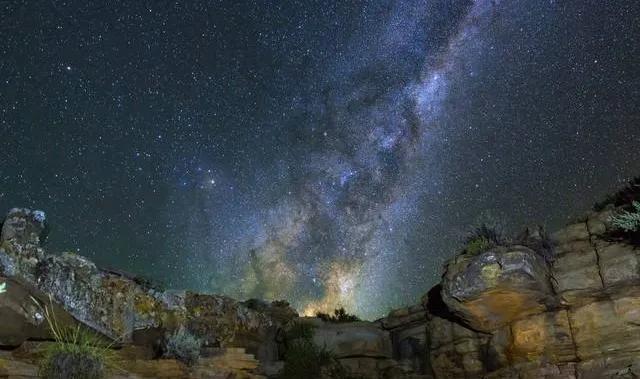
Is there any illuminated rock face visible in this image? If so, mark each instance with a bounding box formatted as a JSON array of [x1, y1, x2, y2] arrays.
[[376, 207, 640, 378], [441, 245, 555, 332], [418, 207, 640, 379]]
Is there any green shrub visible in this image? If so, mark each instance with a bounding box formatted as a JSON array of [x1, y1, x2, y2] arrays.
[[463, 224, 506, 255], [610, 201, 640, 232], [34, 297, 113, 379], [279, 321, 363, 379], [279, 339, 333, 379], [163, 327, 201, 365], [40, 348, 105, 379], [465, 236, 492, 255], [315, 308, 360, 323]]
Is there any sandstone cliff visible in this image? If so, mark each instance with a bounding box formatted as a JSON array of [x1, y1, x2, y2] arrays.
[[379, 206, 640, 379]]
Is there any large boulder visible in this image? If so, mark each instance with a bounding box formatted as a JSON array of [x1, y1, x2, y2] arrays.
[[441, 245, 555, 332]]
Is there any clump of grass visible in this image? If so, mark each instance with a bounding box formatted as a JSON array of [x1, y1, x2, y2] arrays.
[[163, 327, 201, 365], [463, 224, 505, 255], [33, 296, 115, 379], [315, 308, 360, 323]]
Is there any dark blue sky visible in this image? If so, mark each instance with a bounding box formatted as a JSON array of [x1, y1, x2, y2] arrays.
[[1, 0, 638, 318]]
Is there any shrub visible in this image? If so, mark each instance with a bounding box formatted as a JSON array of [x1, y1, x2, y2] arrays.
[[163, 327, 201, 365], [466, 224, 505, 246], [34, 297, 113, 379], [315, 308, 360, 323], [279, 322, 363, 379], [463, 224, 506, 255], [0, 282, 6, 294], [465, 236, 492, 255], [279, 339, 333, 379], [610, 201, 640, 232], [40, 349, 105, 379]]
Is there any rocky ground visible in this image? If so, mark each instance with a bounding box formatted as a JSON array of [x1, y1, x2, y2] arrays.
[[1, 204, 639, 378]]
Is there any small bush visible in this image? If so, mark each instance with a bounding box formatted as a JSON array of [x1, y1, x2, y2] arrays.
[[610, 201, 640, 232], [279, 323, 363, 379], [40, 348, 105, 379], [465, 236, 492, 255], [34, 297, 113, 379], [316, 308, 360, 323], [279, 339, 333, 379], [163, 327, 201, 365], [463, 224, 506, 255]]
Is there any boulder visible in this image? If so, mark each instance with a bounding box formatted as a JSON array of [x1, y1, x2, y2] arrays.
[[441, 245, 555, 331]]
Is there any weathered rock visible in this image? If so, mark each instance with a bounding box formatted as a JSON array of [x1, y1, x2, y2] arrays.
[[0, 276, 81, 347], [185, 292, 273, 348], [428, 314, 489, 378], [0, 208, 47, 281], [441, 245, 555, 331], [380, 304, 429, 374], [0, 208, 289, 375], [308, 319, 392, 359]]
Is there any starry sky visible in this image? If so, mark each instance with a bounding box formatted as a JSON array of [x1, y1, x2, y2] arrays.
[[1, 0, 639, 319]]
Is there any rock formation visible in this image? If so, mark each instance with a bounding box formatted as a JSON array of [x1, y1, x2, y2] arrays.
[[1, 203, 639, 378], [378, 205, 640, 379]]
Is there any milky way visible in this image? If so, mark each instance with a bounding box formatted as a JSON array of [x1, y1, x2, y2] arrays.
[[1, 1, 639, 319]]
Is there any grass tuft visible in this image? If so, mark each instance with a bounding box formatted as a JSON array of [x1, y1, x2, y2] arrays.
[[32, 296, 115, 379]]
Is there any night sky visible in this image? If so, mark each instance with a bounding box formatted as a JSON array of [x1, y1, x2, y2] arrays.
[[1, 1, 639, 319]]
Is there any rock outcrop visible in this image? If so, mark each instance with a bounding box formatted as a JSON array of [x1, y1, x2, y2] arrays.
[[2, 203, 640, 378], [0, 208, 295, 378], [379, 205, 640, 379]]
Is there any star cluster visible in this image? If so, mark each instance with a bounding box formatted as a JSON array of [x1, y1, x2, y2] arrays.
[[1, 0, 638, 319]]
